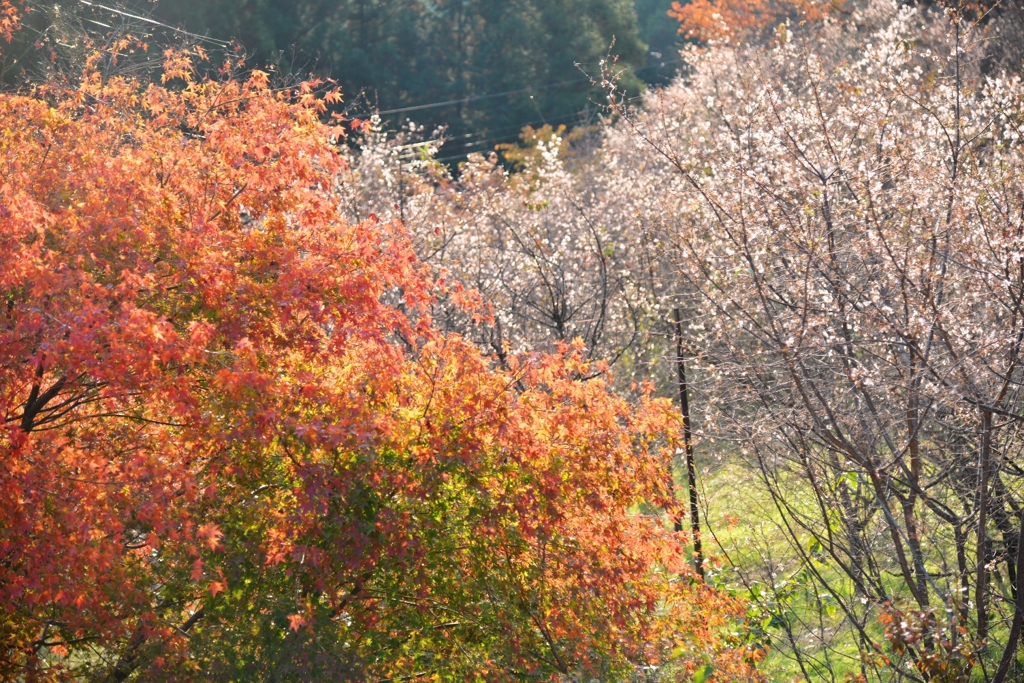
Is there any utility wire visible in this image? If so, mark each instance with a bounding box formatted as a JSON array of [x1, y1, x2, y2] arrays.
[[388, 107, 592, 158], [448, 112, 588, 147], [427, 92, 644, 163], [377, 58, 682, 117], [377, 76, 592, 115], [77, 0, 231, 46], [432, 121, 585, 162], [441, 107, 598, 144]]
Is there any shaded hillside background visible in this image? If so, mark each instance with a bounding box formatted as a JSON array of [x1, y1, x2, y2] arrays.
[[152, 0, 683, 160]]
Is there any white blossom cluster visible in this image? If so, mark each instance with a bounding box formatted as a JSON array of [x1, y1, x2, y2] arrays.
[[334, 119, 675, 382]]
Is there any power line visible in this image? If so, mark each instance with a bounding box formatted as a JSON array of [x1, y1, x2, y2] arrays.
[[430, 92, 645, 164], [395, 88, 643, 164], [441, 108, 595, 144], [77, 0, 231, 46], [387, 106, 594, 160], [377, 76, 592, 116], [376, 58, 682, 117], [431, 114, 595, 163]]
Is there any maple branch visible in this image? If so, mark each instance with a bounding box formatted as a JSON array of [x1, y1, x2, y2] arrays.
[[103, 608, 205, 682], [374, 671, 435, 683], [102, 620, 146, 683], [176, 607, 206, 637], [20, 373, 68, 433], [207, 182, 248, 222]]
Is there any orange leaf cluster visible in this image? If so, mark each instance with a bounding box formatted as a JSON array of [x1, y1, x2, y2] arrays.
[[0, 0, 21, 44], [669, 0, 826, 41]]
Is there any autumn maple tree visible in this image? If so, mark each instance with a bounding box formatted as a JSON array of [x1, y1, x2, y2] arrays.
[[0, 26, 760, 681]]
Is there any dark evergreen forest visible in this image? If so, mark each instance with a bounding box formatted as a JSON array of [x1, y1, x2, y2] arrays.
[[152, 0, 681, 157]]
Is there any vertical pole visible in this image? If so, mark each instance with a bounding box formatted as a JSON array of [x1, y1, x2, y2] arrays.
[[673, 307, 704, 580], [977, 408, 992, 640], [397, 153, 406, 224]]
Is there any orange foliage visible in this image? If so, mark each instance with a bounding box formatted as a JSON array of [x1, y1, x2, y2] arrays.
[[0, 0, 21, 43], [669, 0, 825, 41], [0, 46, 763, 681]]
